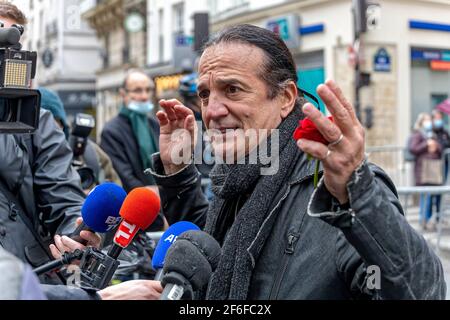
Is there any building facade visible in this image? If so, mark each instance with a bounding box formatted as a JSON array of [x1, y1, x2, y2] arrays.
[[18, 0, 101, 129], [146, 0, 209, 101], [81, 0, 148, 139], [210, 0, 450, 184]]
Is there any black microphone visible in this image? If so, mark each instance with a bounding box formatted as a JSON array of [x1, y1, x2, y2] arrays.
[[160, 230, 221, 300], [0, 27, 20, 47]]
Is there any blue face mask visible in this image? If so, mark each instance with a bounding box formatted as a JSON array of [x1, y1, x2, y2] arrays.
[[423, 121, 433, 132], [128, 101, 154, 114], [434, 119, 444, 129]]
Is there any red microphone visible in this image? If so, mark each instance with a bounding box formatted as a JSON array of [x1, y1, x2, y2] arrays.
[[108, 187, 161, 259]]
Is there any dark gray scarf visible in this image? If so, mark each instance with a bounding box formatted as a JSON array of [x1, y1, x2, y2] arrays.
[[204, 103, 305, 300]]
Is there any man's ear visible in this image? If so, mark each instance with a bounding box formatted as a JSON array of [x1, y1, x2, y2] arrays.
[[280, 81, 298, 119], [119, 88, 126, 98]]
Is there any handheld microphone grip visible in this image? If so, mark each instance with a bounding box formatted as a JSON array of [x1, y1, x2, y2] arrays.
[[33, 249, 84, 275], [160, 272, 193, 300], [68, 222, 93, 246]]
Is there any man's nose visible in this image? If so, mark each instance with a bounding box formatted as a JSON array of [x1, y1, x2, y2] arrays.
[[138, 91, 150, 102], [205, 94, 228, 121]]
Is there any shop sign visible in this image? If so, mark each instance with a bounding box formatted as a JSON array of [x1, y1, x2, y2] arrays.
[[411, 49, 441, 61], [175, 35, 194, 47], [264, 14, 301, 49], [431, 60, 450, 71], [442, 51, 450, 61], [155, 74, 185, 96]]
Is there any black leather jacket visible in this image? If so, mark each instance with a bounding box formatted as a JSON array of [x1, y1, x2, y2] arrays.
[[0, 110, 84, 272], [150, 152, 446, 300]]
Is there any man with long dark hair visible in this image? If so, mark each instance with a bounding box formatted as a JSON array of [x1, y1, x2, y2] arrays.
[[149, 24, 446, 299]]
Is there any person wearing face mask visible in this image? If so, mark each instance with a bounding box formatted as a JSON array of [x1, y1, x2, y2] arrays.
[[100, 69, 165, 232], [409, 113, 443, 231], [432, 109, 450, 178]]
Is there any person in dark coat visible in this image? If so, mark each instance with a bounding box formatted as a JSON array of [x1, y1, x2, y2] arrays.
[[409, 112, 442, 230], [0, 3, 100, 284], [100, 69, 165, 231], [432, 109, 450, 183]]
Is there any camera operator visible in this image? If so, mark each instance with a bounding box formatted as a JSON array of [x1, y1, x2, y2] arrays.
[[0, 4, 169, 300], [0, 1, 100, 284]]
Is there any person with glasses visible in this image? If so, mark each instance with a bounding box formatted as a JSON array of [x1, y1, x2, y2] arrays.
[[100, 69, 165, 232]]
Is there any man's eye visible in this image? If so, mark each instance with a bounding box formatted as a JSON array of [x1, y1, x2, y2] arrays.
[[198, 90, 209, 99], [227, 86, 240, 94]]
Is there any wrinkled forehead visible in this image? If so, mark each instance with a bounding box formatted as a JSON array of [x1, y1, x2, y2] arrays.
[[198, 42, 265, 78]]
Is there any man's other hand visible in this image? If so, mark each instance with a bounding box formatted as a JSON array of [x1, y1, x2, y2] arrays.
[[49, 217, 102, 260]]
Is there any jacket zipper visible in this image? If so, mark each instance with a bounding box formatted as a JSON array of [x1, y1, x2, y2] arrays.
[[269, 233, 299, 299], [268, 173, 315, 300]]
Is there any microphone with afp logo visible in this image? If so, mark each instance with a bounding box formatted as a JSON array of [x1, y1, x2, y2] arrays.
[[152, 221, 200, 281]]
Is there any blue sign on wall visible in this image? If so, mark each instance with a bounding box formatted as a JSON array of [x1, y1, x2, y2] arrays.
[[374, 48, 391, 72], [411, 48, 450, 61], [175, 35, 194, 47]]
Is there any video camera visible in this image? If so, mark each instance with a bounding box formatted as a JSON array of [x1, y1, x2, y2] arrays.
[[0, 24, 40, 134], [69, 113, 97, 190]]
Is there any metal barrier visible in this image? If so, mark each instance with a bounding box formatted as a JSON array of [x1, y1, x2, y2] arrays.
[[366, 145, 414, 187], [342, 145, 450, 252], [366, 145, 450, 187], [397, 186, 450, 253]]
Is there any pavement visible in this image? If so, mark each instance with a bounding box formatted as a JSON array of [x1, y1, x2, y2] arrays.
[[404, 205, 450, 299]]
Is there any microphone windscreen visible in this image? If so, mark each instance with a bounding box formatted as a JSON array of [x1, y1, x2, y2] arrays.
[[152, 221, 200, 270], [119, 187, 161, 230], [162, 231, 221, 290], [81, 182, 127, 233], [0, 27, 20, 47], [178, 230, 222, 271]]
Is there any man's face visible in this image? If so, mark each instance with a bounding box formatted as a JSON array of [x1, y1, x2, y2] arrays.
[[122, 73, 154, 106], [198, 42, 287, 161]]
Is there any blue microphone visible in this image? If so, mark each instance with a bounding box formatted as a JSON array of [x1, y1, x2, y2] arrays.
[[69, 182, 127, 244], [152, 221, 200, 281]]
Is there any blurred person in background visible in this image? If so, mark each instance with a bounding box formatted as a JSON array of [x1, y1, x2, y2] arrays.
[[409, 112, 443, 231], [100, 69, 166, 231], [432, 109, 450, 182]]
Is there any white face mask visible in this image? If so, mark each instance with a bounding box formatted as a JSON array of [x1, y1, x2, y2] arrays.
[[128, 100, 154, 114], [423, 121, 433, 131]]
